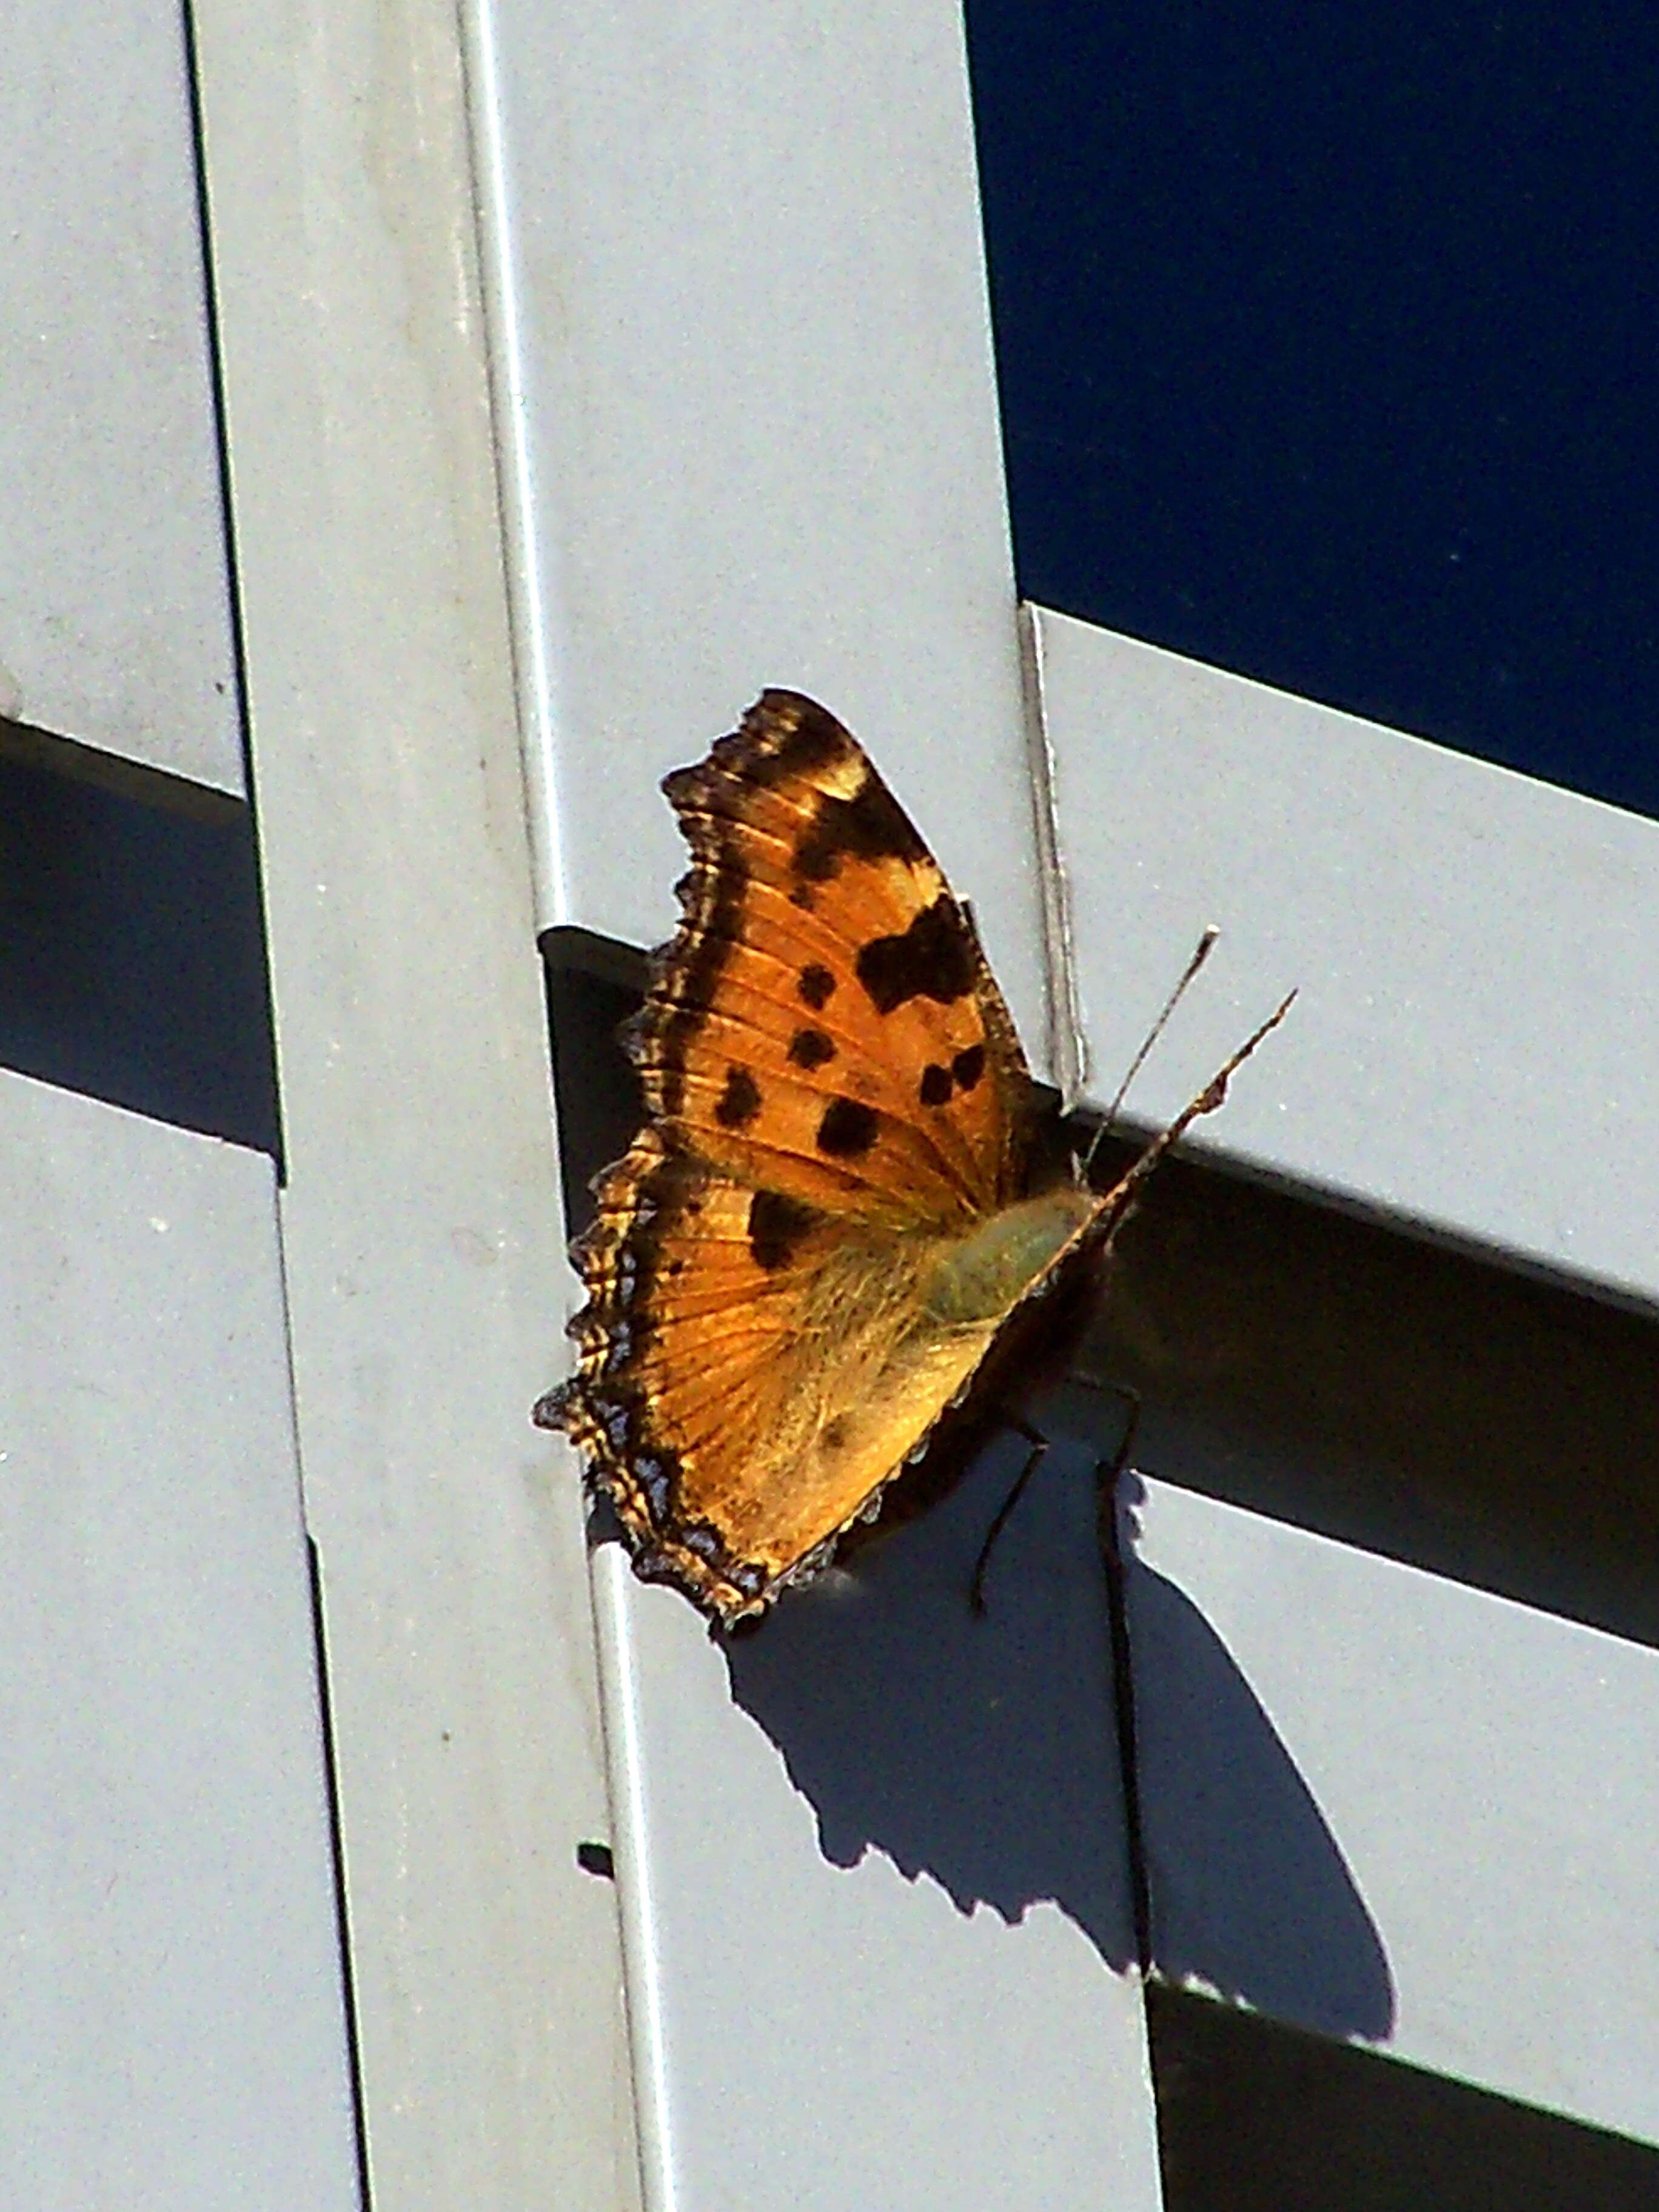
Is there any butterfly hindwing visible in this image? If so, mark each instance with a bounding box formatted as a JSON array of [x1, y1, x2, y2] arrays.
[[541, 1130, 1002, 1615]]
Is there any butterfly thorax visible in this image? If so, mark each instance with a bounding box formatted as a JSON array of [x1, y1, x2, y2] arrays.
[[919, 1182, 1099, 1328]]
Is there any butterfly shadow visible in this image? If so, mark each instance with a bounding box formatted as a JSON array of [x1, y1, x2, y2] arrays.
[[721, 1416, 1395, 2042], [1114, 1469, 1396, 2042]]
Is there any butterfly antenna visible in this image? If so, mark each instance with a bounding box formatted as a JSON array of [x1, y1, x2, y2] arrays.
[[1098, 986, 1298, 1220], [1081, 926, 1220, 1182]]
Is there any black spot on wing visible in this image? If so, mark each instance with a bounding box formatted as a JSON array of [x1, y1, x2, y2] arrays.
[[788, 1027, 836, 1070], [748, 1188, 818, 1270], [792, 771, 928, 886], [715, 1064, 761, 1127], [749, 691, 849, 778], [694, 692, 850, 789], [817, 1096, 879, 1158], [798, 963, 836, 1009], [952, 1044, 986, 1093], [919, 1062, 953, 1107], [856, 895, 976, 1016]]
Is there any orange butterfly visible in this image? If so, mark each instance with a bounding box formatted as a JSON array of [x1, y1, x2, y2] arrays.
[[536, 691, 1290, 1622]]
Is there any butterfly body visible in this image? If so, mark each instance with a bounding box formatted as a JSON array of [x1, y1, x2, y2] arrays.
[[919, 1184, 1099, 1327], [537, 691, 1289, 1623]]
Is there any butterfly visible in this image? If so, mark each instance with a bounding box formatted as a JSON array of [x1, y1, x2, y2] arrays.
[[535, 691, 1291, 1623]]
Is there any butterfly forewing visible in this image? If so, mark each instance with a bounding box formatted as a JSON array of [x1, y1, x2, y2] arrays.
[[629, 691, 1031, 1226]]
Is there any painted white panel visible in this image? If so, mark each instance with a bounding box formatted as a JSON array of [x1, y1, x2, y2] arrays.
[[0, 1, 241, 793], [190, 0, 640, 2199], [478, 0, 1050, 1062], [1033, 606, 1659, 1308], [1127, 1475, 1659, 2143], [0, 1072, 356, 2210], [595, 1432, 1164, 2211]]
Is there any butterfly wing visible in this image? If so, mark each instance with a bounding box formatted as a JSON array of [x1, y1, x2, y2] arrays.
[[537, 1132, 1004, 1619], [541, 691, 1048, 1621], [629, 690, 1032, 1226]]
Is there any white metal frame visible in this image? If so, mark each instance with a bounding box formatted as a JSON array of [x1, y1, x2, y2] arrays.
[[0, 1074, 359, 2210], [1031, 606, 1659, 1314], [1, 0, 240, 793], [472, 0, 1168, 2204], [191, 1, 637, 2203]]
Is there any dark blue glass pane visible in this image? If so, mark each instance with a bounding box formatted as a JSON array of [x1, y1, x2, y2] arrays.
[[966, 2, 1659, 819]]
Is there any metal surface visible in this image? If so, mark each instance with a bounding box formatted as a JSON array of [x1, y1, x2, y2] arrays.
[[0, 2, 241, 794], [594, 1430, 1164, 2211], [0, 1071, 357, 2210], [1125, 1475, 1659, 2145], [1033, 605, 1659, 1310], [190, 2, 638, 2203], [475, 0, 1050, 1066]]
